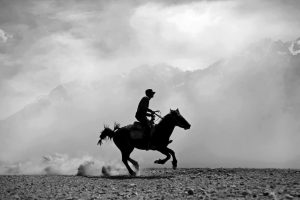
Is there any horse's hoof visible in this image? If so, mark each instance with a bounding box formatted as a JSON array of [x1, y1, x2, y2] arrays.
[[154, 160, 161, 164], [130, 171, 137, 176], [130, 172, 136, 176], [172, 161, 177, 170], [134, 165, 139, 171], [154, 159, 163, 164]]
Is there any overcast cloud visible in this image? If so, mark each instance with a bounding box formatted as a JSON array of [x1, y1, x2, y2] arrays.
[[1, 0, 300, 117]]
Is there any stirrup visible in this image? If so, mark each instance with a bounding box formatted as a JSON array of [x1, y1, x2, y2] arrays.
[[149, 144, 158, 150], [146, 142, 156, 150], [146, 144, 151, 151]]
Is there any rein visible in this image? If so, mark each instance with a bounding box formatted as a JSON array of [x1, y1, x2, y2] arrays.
[[154, 112, 163, 119], [152, 112, 163, 124]]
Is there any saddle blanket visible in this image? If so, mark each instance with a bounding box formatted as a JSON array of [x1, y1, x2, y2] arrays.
[[125, 121, 154, 139]]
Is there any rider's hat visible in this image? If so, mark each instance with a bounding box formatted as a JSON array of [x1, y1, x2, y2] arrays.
[[145, 89, 155, 96]]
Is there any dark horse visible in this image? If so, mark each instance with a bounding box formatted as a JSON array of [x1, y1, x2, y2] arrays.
[[97, 109, 191, 176]]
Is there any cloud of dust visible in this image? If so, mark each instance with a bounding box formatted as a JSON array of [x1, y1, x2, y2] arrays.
[[0, 153, 131, 176], [0, 153, 101, 175]]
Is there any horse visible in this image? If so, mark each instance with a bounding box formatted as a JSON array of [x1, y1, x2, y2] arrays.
[[97, 109, 191, 176]]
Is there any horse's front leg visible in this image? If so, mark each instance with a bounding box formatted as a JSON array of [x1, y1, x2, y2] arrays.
[[154, 147, 170, 165], [166, 147, 177, 169]]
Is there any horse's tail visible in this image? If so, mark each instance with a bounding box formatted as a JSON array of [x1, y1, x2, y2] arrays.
[[97, 123, 120, 146]]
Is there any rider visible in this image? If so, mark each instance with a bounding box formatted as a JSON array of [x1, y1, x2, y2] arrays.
[[135, 89, 158, 150]]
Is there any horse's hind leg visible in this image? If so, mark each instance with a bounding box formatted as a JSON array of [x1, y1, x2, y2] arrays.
[[114, 132, 136, 176], [166, 147, 177, 169], [128, 157, 139, 171], [122, 153, 136, 176], [154, 148, 171, 165]]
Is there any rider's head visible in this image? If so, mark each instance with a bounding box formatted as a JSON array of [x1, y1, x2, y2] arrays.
[[145, 89, 155, 98]]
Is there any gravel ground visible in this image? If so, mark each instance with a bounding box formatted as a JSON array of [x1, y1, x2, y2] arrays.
[[0, 168, 299, 200]]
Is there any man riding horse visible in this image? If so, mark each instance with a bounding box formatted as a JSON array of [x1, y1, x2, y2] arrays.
[[135, 89, 159, 150], [98, 90, 191, 175]]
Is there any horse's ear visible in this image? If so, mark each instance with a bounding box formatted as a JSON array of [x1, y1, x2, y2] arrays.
[[176, 108, 179, 112], [170, 109, 173, 112]]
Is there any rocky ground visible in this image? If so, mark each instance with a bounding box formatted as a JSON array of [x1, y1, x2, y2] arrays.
[[0, 168, 299, 199]]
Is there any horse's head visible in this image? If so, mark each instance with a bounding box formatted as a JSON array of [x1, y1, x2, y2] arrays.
[[169, 109, 191, 130]]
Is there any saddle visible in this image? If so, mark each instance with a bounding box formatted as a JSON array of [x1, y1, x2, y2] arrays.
[[127, 121, 172, 148], [128, 121, 155, 139]]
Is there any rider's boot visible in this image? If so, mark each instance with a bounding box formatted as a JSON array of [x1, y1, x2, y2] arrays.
[[145, 128, 150, 150], [146, 142, 151, 151], [147, 141, 157, 150], [147, 133, 158, 150], [146, 127, 156, 150]]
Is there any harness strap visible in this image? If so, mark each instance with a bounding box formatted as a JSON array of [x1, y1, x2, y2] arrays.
[[154, 113, 162, 119]]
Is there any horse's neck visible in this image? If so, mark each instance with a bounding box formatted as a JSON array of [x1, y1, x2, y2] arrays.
[[155, 114, 175, 138]]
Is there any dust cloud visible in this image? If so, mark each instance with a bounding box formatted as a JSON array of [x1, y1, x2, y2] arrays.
[[0, 154, 98, 175], [0, 153, 129, 176]]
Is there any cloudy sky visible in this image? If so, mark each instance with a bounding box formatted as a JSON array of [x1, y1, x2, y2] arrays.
[[1, 0, 300, 172], [1, 0, 300, 118]]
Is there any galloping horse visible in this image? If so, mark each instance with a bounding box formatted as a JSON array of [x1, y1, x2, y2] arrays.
[[97, 109, 191, 176]]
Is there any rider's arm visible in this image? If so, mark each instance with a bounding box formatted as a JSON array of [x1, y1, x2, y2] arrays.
[[146, 108, 159, 116], [147, 108, 154, 113], [148, 108, 160, 113], [146, 109, 154, 116]]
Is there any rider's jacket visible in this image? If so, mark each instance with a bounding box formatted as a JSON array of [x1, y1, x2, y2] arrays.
[[136, 96, 150, 118]]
